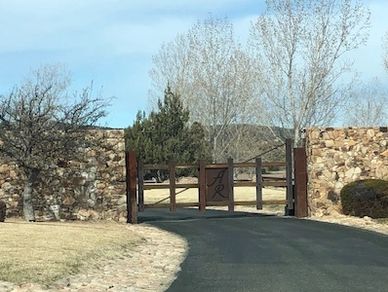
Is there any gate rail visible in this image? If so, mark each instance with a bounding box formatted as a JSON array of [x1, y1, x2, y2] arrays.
[[126, 139, 308, 224], [140, 159, 288, 211]]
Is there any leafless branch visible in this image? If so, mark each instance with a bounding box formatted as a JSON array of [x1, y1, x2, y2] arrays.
[[249, 0, 370, 144], [149, 16, 263, 162], [0, 65, 110, 221], [344, 78, 388, 126]]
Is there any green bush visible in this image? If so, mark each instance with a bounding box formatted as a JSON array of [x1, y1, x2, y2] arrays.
[[340, 179, 388, 218]]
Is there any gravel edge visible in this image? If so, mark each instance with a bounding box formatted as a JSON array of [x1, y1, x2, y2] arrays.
[[1, 224, 188, 292]]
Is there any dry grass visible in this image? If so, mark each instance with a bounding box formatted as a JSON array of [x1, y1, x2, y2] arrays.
[[375, 218, 388, 225], [0, 221, 141, 286], [144, 186, 285, 205], [145, 186, 286, 215]]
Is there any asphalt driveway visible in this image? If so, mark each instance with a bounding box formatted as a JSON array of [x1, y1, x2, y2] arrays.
[[140, 209, 388, 292]]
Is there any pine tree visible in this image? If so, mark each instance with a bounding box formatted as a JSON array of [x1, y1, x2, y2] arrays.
[[125, 86, 211, 179]]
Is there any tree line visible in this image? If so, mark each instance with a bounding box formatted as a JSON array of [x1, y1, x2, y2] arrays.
[[1, 0, 388, 222], [149, 0, 387, 162]]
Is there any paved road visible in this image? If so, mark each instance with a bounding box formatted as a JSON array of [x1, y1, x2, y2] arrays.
[[141, 209, 388, 292]]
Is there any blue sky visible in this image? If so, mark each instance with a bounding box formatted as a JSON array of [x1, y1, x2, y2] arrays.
[[0, 0, 387, 128]]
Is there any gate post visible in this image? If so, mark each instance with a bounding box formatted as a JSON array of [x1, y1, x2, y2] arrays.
[[255, 157, 263, 210], [126, 151, 137, 224], [228, 158, 234, 212], [199, 160, 206, 212], [169, 161, 176, 212], [137, 160, 144, 212], [285, 139, 294, 215], [294, 148, 308, 217]]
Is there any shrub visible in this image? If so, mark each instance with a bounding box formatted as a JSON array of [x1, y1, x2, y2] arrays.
[[0, 200, 6, 222], [340, 179, 388, 218]]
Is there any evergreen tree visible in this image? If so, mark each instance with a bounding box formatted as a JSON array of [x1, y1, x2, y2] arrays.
[[126, 86, 210, 180]]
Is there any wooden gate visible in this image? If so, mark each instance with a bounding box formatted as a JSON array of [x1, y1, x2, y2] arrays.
[[125, 139, 308, 223]]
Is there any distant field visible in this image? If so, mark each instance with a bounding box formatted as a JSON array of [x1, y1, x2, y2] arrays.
[[144, 186, 285, 205]]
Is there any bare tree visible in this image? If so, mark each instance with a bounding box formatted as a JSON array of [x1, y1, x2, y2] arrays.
[[0, 65, 109, 221], [150, 17, 261, 162], [249, 0, 370, 144], [345, 78, 388, 126]]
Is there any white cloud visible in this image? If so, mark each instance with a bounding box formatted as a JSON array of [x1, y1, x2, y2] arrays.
[[0, 0, 249, 55]]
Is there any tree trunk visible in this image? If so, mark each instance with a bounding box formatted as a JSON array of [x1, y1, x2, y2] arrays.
[[212, 136, 217, 163], [23, 172, 36, 222], [294, 128, 301, 147]]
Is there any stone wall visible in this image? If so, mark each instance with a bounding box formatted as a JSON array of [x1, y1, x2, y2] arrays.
[[306, 127, 388, 216], [0, 129, 127, 221]]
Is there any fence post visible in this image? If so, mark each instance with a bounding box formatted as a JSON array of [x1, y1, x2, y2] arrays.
[[126, 151, 137, 224], [228, 158, 234, 212], [294, 148, 308, 217], [256, 157, 263, 210], [285, 139, 294, 215], [137, 160, 144, 212], [169, 161, 176, 212], [199, 160, 206, 212]]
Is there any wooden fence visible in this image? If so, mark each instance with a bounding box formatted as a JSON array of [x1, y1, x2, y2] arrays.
[[139, 160, 289, 210], [125, 140, 308, 224]]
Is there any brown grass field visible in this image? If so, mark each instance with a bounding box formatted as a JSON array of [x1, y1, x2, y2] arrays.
[[0, 187, 285, 285], [0, 221, 141, 285], [144, 186, 285, 205]]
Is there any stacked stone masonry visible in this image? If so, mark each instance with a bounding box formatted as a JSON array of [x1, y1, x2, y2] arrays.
[[0, 129, 127, 221], [306, 127, 388, 216]]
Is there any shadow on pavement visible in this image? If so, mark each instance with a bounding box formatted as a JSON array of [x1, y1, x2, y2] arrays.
[[138, 208, 276, 223]]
